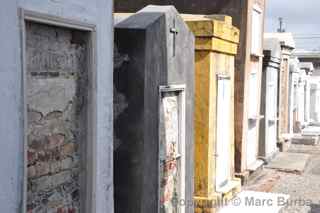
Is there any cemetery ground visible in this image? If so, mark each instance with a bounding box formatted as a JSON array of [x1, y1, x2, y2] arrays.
[[244, 142, 320, 213]]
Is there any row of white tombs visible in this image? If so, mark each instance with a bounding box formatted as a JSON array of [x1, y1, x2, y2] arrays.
[[21, 5, 320, 213]]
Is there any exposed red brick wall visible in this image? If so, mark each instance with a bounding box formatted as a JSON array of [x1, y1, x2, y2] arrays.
[[26, 22, 88, 212]]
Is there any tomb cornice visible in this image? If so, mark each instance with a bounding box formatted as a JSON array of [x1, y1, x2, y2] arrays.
[[194, 37, 238, 55], [263, 60, 281, 69], [182, 14, 239, 43], [182, 15, 239, 55]]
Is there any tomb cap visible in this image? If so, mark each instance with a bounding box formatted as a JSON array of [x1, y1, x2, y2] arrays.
[[181, 14, 239, 54], [263, 37, 281, 61], [299, 62, 314, 74], [181, 14, 239, 44], [289, 57, 301, 74], [264, 32, 295, 50], [294, 50, 320, 59], [114, 13, 134, 25], [115, 11, 163, 29], [115, 5, 191, 35]]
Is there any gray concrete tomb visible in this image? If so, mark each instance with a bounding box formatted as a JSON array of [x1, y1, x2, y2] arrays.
[[114, 5, 195, 213]]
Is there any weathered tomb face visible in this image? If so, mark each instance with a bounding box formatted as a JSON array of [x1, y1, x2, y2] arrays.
[[159, 90, 184, 213], [26, 22, 88, 212], [265, 68, 278, 155], [114, 6, 194, 213]]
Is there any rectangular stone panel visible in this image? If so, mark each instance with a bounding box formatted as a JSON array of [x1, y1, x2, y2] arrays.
[[26, 22, 88, 213], [216, 77, 231, 190], [159, 91, 182, 213]]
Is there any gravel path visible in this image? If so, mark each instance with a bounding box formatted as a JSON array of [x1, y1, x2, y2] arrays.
[[245, 144, 320, 213]]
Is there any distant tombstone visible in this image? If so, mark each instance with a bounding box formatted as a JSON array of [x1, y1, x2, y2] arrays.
[[114, 5, 194, 213], [299, 63, 314, 125], [288, 58, 301, 134], [259, 38, 281, 161], [297, 73, 307, 128]]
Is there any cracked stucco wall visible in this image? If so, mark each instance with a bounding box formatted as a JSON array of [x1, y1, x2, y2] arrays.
[[26, 22, 87, 212]]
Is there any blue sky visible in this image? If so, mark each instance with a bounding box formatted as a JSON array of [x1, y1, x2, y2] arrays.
[[265, 0, 320, 50]]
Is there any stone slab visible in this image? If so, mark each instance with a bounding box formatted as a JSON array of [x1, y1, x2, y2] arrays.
[[288, 144, 320, 155], [218, 191, 289, 213], [247, 159, 265, 172], [302, 126, 320, 136], [265, 153, 310, 174], [259, 150, 279, 164], [291, 135, 319, 146], [217, 179, 241, 195]]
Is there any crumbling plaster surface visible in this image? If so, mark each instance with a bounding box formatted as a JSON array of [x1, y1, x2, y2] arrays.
[[26, 22, 87, 212], [0, 0, 113, 212]]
